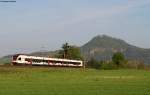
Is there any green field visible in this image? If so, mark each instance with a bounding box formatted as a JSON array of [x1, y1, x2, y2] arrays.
[[0, 66, 150, 95]]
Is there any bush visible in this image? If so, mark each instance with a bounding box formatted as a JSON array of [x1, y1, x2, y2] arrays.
[[126, 60, 145, 69], [86, 58, 101, 69], [101, 61, 117, 70], [86, 59, 117, 70]]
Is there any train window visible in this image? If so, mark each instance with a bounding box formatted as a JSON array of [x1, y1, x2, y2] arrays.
[[25, 58, 28, 61], [32, 59, 44, 63], [32, 59, 36, 62], [31, 59, 49, 63], [13, 56, 17, 60], [32, 59, 39, 63], [18, 57, 21, 60], [71, 62, 81, 65], [43, 60, 48, 63], [25, 58, 31, 62], [12, 54, 20, 60]]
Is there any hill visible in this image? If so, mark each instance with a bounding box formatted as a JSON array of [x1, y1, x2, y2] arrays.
[[81, 35, 150, 64], [0, 51, 59, 64], [1, 35, 150, 64]]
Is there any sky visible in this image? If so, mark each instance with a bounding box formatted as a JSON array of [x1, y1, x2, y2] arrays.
[[0, 0, 150, 57]]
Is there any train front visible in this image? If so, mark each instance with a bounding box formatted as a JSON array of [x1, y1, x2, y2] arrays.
[[12, 54, 20, 65]]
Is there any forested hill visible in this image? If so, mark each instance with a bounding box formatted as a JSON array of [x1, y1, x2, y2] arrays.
[[1, 35, 150, 64], [81, 35, 150, 64]]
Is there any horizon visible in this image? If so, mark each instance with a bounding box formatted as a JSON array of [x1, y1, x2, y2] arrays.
[[0, 0, 150, 57], [1, 34, 150, 58]]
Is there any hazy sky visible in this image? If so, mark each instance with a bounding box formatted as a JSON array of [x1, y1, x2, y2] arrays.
[[0, 0, 150, 57]]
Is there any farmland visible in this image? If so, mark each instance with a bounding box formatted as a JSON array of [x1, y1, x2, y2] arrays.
[[0, 66, 150, 95]]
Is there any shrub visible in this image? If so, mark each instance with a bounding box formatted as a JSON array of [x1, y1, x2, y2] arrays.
[[87, 59, 117, 70], [101, 61, 117, 70], [86, 58, 101, 69], [125, 60, 145, 69]]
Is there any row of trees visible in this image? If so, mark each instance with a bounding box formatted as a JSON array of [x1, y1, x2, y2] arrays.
[[57, 43, 146, 69], [87, 52, 146, 70], [87, 52, 127, 69]]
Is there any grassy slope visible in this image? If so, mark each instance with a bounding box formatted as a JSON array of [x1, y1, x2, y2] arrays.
[[0, 66, 150, 95]]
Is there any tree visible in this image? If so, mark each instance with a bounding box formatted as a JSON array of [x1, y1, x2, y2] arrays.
[[67, 46, 83, 60], [112, 52, 125, 67], [58, 43, 83, 60], [62, 43, 70, 58]]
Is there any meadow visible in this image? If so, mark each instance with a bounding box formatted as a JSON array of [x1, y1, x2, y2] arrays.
[[0, 66, 150, 95]]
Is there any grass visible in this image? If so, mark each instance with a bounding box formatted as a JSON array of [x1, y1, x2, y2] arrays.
[[0, 66, 150, 95]]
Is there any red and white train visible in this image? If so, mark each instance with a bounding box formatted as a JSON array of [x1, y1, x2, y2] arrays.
[[12, 54, 83, 67]]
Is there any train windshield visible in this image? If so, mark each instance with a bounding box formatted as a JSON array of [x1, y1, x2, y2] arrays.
[[12, 55, 20, 61]]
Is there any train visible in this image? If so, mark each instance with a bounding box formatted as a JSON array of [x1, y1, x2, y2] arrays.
[[12, 54, 83, 67]]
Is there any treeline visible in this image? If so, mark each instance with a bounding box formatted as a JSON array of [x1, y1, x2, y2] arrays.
[[86, 52, 148, 70], [59, 43, 149, 70]]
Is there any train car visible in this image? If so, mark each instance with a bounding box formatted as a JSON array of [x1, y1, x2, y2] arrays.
[[12, 54, 83, 67]]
